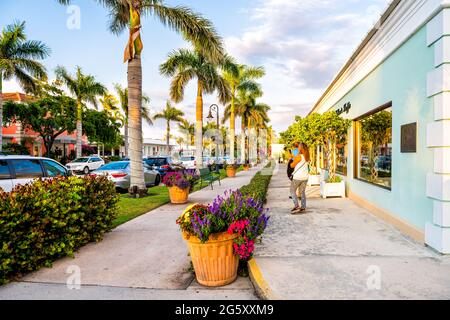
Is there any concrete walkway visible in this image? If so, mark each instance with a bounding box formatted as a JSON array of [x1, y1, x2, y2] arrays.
[[251, 164, 450, 300], [0, 165, 264, 300]]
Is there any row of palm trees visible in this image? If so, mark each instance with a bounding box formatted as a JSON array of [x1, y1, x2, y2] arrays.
[[1, 1, 271, 197]]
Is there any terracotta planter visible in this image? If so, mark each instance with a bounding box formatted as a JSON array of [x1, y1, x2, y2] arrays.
[[226, 167, 237, 177], [243, 165, 250, 171], [183, 232, 239, 287], [168, 186, 189, 204]]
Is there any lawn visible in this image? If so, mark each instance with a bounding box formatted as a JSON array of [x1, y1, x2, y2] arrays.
[[113, 165, 246, 228]]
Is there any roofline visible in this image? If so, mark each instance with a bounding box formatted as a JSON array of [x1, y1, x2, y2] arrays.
[[309, 0, 402, 115]]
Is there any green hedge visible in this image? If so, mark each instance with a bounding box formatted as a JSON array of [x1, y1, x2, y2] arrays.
[[240, 162, 275, 203], [0, 175, 119, 285]]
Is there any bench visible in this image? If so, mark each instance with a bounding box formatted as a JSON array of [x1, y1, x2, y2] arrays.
[[198, 168, 221, 190]]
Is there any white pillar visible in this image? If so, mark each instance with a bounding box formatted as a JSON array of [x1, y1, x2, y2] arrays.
[[425, 9, 450, 253]]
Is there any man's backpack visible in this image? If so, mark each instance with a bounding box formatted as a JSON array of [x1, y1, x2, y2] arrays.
[[287, 159, 295, 181]]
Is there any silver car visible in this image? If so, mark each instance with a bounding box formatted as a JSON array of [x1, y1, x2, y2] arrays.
[[91, 161, 161, 192]]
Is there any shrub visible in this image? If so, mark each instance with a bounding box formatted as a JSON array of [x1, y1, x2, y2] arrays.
[[240, 162, 275, 203], [0, 175, 119, 285]]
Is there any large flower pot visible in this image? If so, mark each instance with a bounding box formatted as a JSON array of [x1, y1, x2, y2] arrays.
[[308, 174, 321, 186], [168, 186, 189, 204], [243, 165, 250, 171], [183, 232, 239, 287], [226, 167, 237, 177], [320, 180, 346, 199]]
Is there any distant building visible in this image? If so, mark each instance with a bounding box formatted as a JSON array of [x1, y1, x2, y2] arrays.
[[1, 92, 87, 158], [142, 138, 177, 157]]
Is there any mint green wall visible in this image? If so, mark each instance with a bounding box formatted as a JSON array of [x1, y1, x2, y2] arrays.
[[331, 26, 434, 230]]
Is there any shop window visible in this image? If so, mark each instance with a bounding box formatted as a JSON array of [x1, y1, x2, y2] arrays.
[[355, 104, 392, 190], [336, 143, 348, 176]]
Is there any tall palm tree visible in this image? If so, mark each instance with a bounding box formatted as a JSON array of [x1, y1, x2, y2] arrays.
[[0, 21, 50, 151], [178, 119, 194, 149], [153, 101, 184, 155], [114, 83, 152, 157], [59, 0, 224, 197], [55, 66, 106, 158], [223, 64, 265, 164], [160, 49, 234, 169], [223, 79, 263, 164]]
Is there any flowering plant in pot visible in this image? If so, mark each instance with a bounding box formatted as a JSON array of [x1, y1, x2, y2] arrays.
[[176, 190, 269, 287], [223, 163, 239, 177], [163, 171, 198, 204]]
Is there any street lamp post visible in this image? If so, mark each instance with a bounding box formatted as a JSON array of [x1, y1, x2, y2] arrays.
[[207, 104, 220, 171]]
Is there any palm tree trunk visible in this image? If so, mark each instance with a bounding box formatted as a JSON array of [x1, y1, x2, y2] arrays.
[[76, 101, 82, 158], [195, 81, 203, 169], [240, 116, 246, 164], [230, 89, 235, 163], [166, 120, 170, 155], [124, 122, 129, 157], [128, 55, 147, 196], [0, 74, 3, 152]]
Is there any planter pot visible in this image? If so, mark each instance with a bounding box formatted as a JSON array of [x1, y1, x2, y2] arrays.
[[226, 167, 237, 177], [320, 180, 346, 199], [243, 165, 250, 171], [307, 174, 321, 186], [183, 232, 239, 287], [168, 186, 189, 204]]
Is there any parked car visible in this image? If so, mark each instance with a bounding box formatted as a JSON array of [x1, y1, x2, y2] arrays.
[[144, 156, 179, 177], [91, 161, 160, 192], [0, 155, 70, 192], [180, 156, 196, 169], [66, 156, 105, 174]]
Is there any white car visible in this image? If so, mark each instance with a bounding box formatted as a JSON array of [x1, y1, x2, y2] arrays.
[[0, 155, 70, 192], [180, 156, 196, 169], [66, 156, 105, 174]]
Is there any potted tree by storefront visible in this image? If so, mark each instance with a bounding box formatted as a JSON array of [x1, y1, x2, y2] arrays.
[[319, 111, 351, 198], [163, 171, 198, 204], [224, 162, 239, 177], [176, 190, 269, 287]]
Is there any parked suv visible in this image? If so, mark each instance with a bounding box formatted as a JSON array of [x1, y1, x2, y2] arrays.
[[144, 156, 181, 177], [0, 156, 70, 192], [66, 156, 105, 174]]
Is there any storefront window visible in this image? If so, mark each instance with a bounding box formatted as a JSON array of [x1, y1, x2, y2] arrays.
[[356, 106, 392, 189], [336, 143, 348, 176]]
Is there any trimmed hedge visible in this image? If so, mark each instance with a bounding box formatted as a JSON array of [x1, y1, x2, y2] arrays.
[[0, 175, 119, 284], [240, 162, 275, 203]]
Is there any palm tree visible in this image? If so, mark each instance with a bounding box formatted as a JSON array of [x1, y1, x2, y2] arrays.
[[223, 78, 263, 164], [178, 119, 194, 149], [114, 84, 152, 157], [58, 0, 224, 197], [55, 66, 106, 158], [160, 49, 234, 169], [223, 64, 265, 164], [153, 101, 184, 155], [0, 21, 50, 151]]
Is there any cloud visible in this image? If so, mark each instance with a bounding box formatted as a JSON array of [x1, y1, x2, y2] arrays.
[[225, 0, 390, 133]]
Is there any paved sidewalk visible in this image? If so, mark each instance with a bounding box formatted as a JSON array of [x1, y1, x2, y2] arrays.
[[0, 165, 265, 300], [251, 164, 450, 300]]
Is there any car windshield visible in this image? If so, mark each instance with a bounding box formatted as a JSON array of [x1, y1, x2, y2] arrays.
[[98, 162, 129, 170], [72, 158, 89, 163], [181, 157, 194, 161]]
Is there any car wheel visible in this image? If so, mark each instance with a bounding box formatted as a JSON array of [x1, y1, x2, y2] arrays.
[[154, 174, 161, 186], [83, 166, 90, 175]]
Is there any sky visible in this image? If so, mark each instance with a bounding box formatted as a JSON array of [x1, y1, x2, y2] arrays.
[[0, 0, 390, 139]]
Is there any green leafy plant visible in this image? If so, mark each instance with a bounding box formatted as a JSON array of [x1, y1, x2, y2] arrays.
[[240, 162, 275, 203], [0, 175, 119, 285]]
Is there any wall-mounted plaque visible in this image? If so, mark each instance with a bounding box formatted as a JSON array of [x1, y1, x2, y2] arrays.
[[401, 122, 417, 153]]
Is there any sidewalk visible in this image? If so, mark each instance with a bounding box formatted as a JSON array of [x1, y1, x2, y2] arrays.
[[0, 165, 264, 300], [250, 164, 450, 300]]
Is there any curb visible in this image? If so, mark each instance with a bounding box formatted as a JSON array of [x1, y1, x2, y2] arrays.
[[248, 258, 280, 300]]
